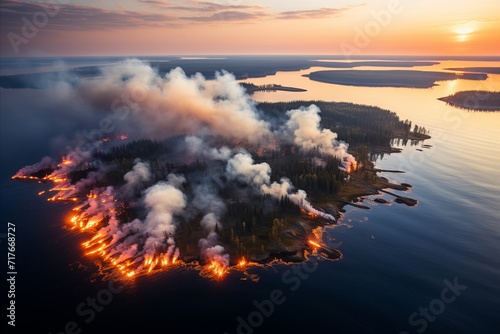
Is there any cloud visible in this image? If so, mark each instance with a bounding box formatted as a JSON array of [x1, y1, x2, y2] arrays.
[[277, 7, 350, 20], [138, 0, 171, 8], [180, 10, 266, 22], [0, 1, 361, 31], [0, 0, 176, 31], [167, 1, 265, 13]]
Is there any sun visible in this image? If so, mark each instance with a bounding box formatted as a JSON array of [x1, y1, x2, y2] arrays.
[[452, 21, 479, 42]]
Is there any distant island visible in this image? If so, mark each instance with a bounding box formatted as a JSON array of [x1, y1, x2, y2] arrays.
[[240, 82, 307, 94], [444, 67, 500, 75], [438, 91, 500, 111], [305, 70, 488, 88]]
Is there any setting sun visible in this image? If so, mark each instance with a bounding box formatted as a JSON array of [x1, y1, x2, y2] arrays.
[[452, 21, 480, 42]]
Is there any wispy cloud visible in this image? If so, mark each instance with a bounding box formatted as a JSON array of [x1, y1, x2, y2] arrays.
[[277, 7, 352, 20], [160, 1, 265, 13], [180, 10, 267, 22], [0, 0, 360, 31], [0, 0, 176, 30], [137, 0, 171, 8]]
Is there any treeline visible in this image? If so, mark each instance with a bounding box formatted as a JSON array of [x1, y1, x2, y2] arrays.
[[96, 139, 166, 161], [257, 101, 415, 147]]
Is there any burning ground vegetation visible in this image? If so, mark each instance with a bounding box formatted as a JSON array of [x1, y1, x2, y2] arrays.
[[12, 61, 428, 280]]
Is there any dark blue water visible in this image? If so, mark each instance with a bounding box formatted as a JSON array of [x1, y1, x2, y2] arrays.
[[1, 58, 500, 334]]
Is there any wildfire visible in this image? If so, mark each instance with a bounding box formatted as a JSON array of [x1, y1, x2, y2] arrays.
[[347, 161, 359, 174], [238, 257, 247, 268], [12, 175, 41, 180], [118, 135, 128, 140], [301, 208, 318, 219], [308, 239, 322, 249], [48, 196, 78, 202], [14, 155, 267, 281], [207, 259, 227, 279]]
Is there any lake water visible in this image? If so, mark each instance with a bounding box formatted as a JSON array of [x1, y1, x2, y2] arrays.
[[1, 59, 499, 333]]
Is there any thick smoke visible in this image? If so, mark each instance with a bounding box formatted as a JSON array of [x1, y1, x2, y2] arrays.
[[286, 105, 356, 170], [185, 136, 233, 161], [142, 174, 186, 253], [123, 159, 152, 196], [77, 59, 271, 143], [226, 152, 271, 186]]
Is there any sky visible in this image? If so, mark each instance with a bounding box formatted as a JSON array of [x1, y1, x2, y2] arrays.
[[0, 0, 499, 57]]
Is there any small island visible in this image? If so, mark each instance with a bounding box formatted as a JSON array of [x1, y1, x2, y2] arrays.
[[240, 82, 307, 94], [305, 70, 488, 88], [438, 90, 500, 111]]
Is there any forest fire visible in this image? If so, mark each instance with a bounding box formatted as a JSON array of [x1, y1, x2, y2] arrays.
[[301, 208, 318, 219], [206, 259, 228, 279], [347, 161, 359, 174], [308, 239, 322, 249], [8, 61, 425, 285], [12, 175, 42, 180], [14, 150, 344, 280], [238, 257, 247, 268], [48, 196, 78, 202]]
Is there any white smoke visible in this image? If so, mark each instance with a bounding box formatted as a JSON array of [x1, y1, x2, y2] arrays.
[[142, 174, 187, 254], [185, 136, 233, 161], [226, 152, 271, 186], [262, 178, 336, 222], [286, 105, 355, 170], [123, 159, 152, 196], [198, 213, 229, 270]]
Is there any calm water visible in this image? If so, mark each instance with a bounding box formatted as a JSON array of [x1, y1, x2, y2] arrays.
[[1, 59, 499, 334]]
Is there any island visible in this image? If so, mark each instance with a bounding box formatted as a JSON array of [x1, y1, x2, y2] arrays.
[[438, 90, 500, 111], [444, 67, 500, 75], [240, 83, 307, 94], [13, 100, 430, 280], [305, 70, 488, 88]]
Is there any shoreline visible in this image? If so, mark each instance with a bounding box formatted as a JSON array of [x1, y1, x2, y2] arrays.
[[438, 91, 500, 111]]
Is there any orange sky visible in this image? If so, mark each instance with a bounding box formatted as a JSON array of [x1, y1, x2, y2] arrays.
[[1, 0, 499, 57]]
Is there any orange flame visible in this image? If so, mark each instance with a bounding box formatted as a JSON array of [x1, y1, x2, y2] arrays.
[[308, 239, 322, 249], [301, 208, 318, 219], [238, 257, 247, 268], [347, 161, 359, 174]]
